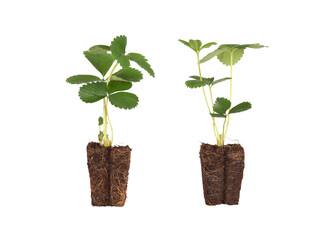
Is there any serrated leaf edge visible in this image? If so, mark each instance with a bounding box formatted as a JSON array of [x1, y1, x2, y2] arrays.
[[108, 92, 139, 110]]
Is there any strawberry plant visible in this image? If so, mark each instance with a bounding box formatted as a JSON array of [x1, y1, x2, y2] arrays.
[[179, 39, 266, 146], [67, 35, 155, 147]]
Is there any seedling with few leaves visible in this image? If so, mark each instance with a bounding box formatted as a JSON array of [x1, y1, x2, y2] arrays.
[[179, 40, 266, 146], [67, 35, 154, 147]]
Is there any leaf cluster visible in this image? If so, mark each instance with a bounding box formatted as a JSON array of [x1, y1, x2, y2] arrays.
[[211, 98, 251, 118], [185, 76, 231, 88], [179, 39, 261, 120], [200, 43, 267, 65], [66, 35, 155, 110], [178, 39, 217, 53]]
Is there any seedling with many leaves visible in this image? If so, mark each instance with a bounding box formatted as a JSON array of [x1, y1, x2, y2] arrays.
[[67, 35, 154, 147], [179, 39, 265, 146]]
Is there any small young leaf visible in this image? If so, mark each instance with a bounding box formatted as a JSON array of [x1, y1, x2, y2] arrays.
[[185, 80, 209, 88], [178, 39, 190, 47], [98, 131, 104, 142], [200, 47, 228, 63], [66, 75, 101, 84], [89, 45, 110, 54], [84, 51, 115, 77], [113, 68, 143, 82], [79, 82, 107, 103], [229, 102, 252, 114], [211, 77, 231, 87], [178, 39, 195, 51], [107, 81, 132, 94], [109, 92, 139, 109], [201, 42, 217, 50], [110, 35, 127, 58], [127, 53, 155, 77], [189, 39, 202, 52], [210, 113, 226, 118], [213, 97, 231, 114], [98, 117, 103, 126]]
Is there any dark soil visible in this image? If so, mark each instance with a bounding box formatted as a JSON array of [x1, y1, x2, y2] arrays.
[[87, 142, 131, 207], [200, 143, 245, 206]]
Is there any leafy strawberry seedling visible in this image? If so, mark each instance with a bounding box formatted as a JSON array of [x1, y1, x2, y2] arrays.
[[67, 35, 155, 147], [179, 39, 266, 146]]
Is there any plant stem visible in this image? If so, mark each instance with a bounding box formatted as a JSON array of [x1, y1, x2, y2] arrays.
[[221, 115, 227, 144], [197, 52, 221, 145], [209, 85, 221, 142], [222, 50, 233, 145], [102, 62, 119, 147], [103, 98, 109, 146], [106, 62, 119, 84], [105, 97, 114, 146]]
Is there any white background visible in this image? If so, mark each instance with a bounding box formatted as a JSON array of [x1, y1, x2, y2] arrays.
[[1, 0, 330, 239]]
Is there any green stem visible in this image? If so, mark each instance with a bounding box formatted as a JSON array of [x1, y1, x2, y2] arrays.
[[221, 115, 227, 144], [106, 62, 119, 84], [105, 97, 114, 146], [197, 52, 221, 145], [103, 98, 109, 146], [102, 62, 119, 147], [222, 50, 233, 145], [209, 85, 221, 143]]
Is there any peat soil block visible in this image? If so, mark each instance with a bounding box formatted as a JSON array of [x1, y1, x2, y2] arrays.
[[200, 143, 245, 205], [87, 142, 131, 207]]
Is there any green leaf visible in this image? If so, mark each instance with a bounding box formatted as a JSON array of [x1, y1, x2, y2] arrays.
[[211, 77, 231, 86], [98, 131, 104, 142], [107, 81, 132, 94], [201, 43, 266, 65], [179, 39, 195, 51], [127, 53, 155, 77], [88, 45, 110, 54], [178, 39, 190, 48], [185, 80, 209, 88], [117, 54, 130, 69], [229, 102, 252, 114], [202, 77, 214, 85], [189, 39, 202, 52], [109, 75, 129, 81], [66, 75, 101, 84], [189, 75, 201, 80], [113, 68, 143, 82], [201, 42, 217, 50], [109, 35, 129, 68], [210, 113, 226, 118], [213, 97, 231, 114], [217, 48, 244, 66], [109, 92, 139, 110], [216, 43, 267, 66], [84, 51, 115, 77], [189, 75, 214, 84], [98, 117, 103, 126], [79, 82, 107, 103], [110, 35, 127, 58], [237, 43, 266, 49], [200, 47, 229, 63]]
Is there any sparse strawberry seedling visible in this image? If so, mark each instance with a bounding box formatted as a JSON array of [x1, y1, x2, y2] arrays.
[[67, 35, 154, 206], [179, 39, 265, 205]]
